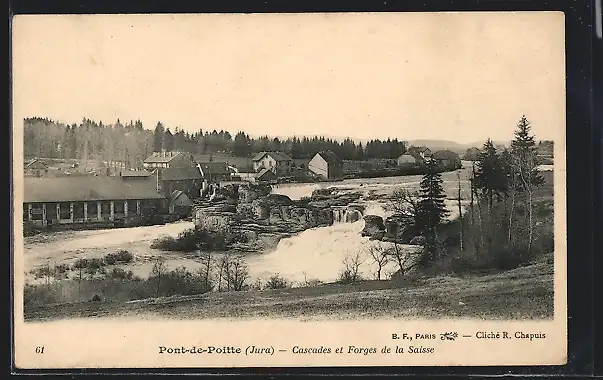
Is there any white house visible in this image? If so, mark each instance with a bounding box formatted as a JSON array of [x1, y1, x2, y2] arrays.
[[252, 151, 293, 176]]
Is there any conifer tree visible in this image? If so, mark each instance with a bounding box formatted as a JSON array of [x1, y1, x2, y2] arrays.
[[474, 139, 508, 211], [510, 115, 544, 191], [509, 115, 544, 253], [153, 122, 165, 152], [416, 158, 450, 256]]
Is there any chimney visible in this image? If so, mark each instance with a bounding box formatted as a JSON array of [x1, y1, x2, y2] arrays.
[[156, 169, 163, 193]]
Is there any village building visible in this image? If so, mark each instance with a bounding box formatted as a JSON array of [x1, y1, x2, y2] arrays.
[[255, 168, 278, 184], [432, 150, 462, 170], [193, 153, 254, 171], [143, 151, 195, 170], [464, 147, 481, 161], [292, 158, 311, 171], [397, 152, 425, 167], [158, 166, 203, 199], [118, 169, 152, 179], [252, 151, 293, 176], [231, 167, 257, 182], [24, 159, 49, 177], [198, 162, 233, 184], [167, 190, 194, 217], [407, 146, 432, 159], [308, 151, 343, 180], [23, 175, 166, 227]]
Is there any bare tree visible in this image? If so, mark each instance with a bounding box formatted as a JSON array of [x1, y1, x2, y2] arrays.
[[216, 254, 232, 292], [367, 242, 389, 281], [150, 257, 168, 297], [389, 188, 420, 223], [226, 255, 250, 291], [388, 241, 420, 277], [198, 252, 214, 291], [457, 169, 464, 251], [338, 251, 365, 284]]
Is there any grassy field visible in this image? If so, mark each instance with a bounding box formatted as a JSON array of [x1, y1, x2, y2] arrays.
[[24, 253, 553, 322]]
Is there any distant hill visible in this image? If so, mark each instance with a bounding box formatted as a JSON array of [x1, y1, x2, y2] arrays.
[[408, 139, 511, 154]]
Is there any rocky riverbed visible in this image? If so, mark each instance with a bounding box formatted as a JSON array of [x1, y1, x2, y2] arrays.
[[191, 184, 370, 253], [189, 179, 440, 258]]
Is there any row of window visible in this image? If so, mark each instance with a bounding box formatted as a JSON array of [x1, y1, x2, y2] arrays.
[[24, 200, 156, 221]]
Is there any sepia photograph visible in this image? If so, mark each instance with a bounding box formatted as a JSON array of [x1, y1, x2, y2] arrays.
[[12, 12, 567, 368]]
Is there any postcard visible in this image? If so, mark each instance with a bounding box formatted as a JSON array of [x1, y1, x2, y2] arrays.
[[12, 11, 566, 369]]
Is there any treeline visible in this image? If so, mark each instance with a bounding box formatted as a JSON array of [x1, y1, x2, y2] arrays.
[[24, 117, 409, 168]]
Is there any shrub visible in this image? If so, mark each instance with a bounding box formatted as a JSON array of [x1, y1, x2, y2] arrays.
[[147, 266, 213, 297], [24, 283, 61, 307], [150, 228, 235, 252], [109, 267, 135, 280], [104, 250, 134, 265], [265, 273, 291, 289]]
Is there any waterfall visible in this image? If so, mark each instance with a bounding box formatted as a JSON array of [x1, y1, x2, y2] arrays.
[[332, 207, 362, 224]]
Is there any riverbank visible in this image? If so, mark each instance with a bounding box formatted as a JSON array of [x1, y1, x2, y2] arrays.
[[24, 254, 553, 322]]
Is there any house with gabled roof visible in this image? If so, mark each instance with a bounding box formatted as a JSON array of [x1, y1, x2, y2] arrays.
[[252, 151, 293, 176], [24, 158, 49, 177], [308, 151, 343, 180], [407, 146, 432, 158], [432, 149, 462, 170], [197, 162, 233, 184], [397, 151, 425, 167], [255, 168, 278, 184], [143, 151, 195, 170], [158, 166, 204, 199]]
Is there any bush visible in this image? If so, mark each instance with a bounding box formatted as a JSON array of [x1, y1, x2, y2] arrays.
[[264, 273, 291, 289], [109, 267, 135, 280], [24, 283, 61, 307], [337, 268, 362, 284], [150, 228, 235, 252], [104, 250, 134, 265]]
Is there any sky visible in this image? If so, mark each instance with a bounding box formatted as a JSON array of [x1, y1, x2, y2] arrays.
[[12, 12, 565, 144]]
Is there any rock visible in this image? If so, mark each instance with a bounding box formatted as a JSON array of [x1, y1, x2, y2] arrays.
[[269, 208, 283, 224], [361, 215, 385, 238], [193, 203, 239, 232], [238, 184, 271, 203], [257, 233, 287, 250], [250, 199, 271, 219], [266, 193, 293, 205], [242, 230, 258, 242], [347, 203, 366, 214], [312, 188, 334, 197], [409, 235, 426, 245]]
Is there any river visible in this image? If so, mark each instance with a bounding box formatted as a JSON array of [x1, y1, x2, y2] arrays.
[[23, 165, 476, 285]]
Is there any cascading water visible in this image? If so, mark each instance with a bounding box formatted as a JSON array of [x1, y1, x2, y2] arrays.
[[331, 207, 363, 224], [244, 219, 422, 285]]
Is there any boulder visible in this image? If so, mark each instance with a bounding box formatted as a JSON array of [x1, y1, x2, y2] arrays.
[[265, 193, 293, 205], [361, 215, 386, 238], [250, 199, 271, 219], [238, 184, 271, 203]]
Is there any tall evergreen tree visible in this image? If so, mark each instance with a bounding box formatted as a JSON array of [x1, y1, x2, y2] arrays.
[[416, 158, 450, 236], [153, 122, 165, 152], [474, 139, 508, 209], [233, 131, 251, 157], [163, 129, 174, 151], [510, 115, 544, 191]]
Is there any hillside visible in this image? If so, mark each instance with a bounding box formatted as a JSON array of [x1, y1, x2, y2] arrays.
[[25, 255, 554, 322]]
